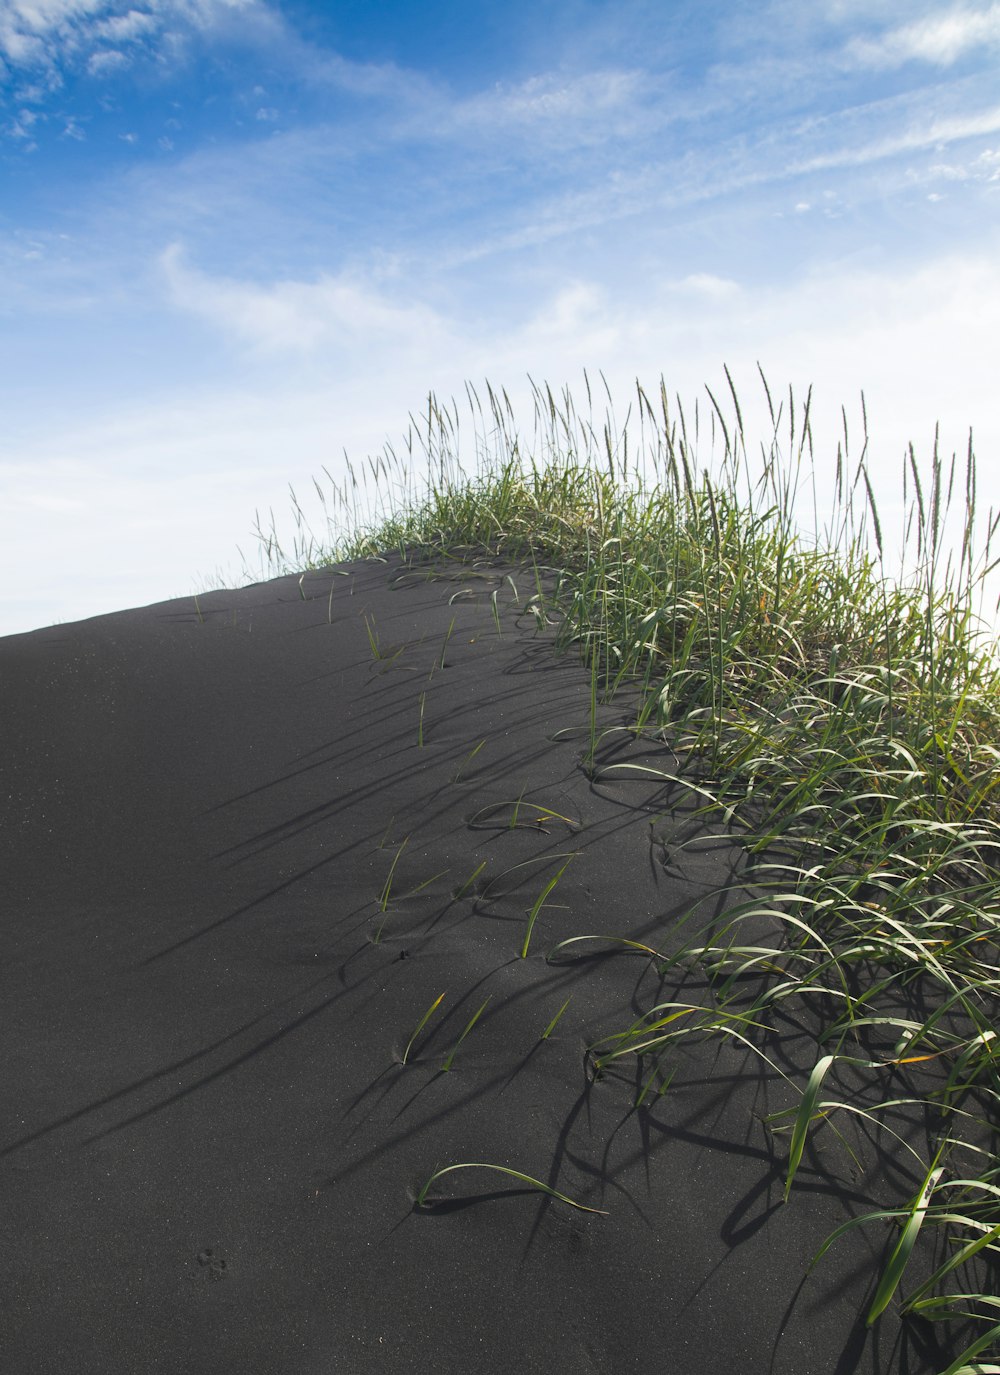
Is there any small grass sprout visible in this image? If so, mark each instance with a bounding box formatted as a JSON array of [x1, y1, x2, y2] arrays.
[[379, 837, 409, 912], [452, 859, 487, 901], [434, 616, 456, 674], [441, 995, 491, 1071], [453, 737, 486, 782], [539, 995, 572, 1040], [363, 612, 404, 666], [522, 856, 575, 958], [363, 612, 381, 660], [401, 992, 446, 1066]]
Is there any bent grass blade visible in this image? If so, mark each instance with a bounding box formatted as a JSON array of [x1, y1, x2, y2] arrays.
[[415, 1162, 608, 1214], [546, 933, 671, 964], [468, 799, 579, 832]]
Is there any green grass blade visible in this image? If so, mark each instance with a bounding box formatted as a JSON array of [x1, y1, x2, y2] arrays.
[[379, 836, 409, 912], [540, 996, 572, 1040], [936, 1321, 1000, 1375], [415, 1162, 608, 1214], [452, 859, 487, 901], [902, 1222, 1000, 1310], [784, 1054, 836, 1202], [521, 857, 574, 958], [442, 996, 491, 1071], [866, 1157, 945, 1326], [401, 992, 445, 1065], [546, 933, 671, 962]]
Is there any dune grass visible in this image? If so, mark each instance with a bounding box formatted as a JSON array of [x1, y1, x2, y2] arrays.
[[256, 372, 999, 1369]]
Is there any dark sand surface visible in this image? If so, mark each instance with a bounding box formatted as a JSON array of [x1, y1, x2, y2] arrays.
[[0, 555, 957, 1372]]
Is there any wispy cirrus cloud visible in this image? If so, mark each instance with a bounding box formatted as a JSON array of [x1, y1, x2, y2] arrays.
[[793, 103, 1000, 175], [442, 67, 649, 146], [846, 2, 1000, 69]]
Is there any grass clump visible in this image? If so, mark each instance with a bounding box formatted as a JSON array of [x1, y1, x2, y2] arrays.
[[257, 370, 1000, 1363]]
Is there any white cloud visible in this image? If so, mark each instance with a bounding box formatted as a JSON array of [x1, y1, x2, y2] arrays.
[[0, 0, 259, 73], [172, 0, 256, 19], [94, 8, 158, 41], [87, 46, 129, 74], [4, 106, 38, 138], [0, 23, 47, 65], [11, 76, 60, 101], [1, 0, 112, 66], [160, 243, 453, 356], [847, 3, 1000, 69], [669, 273, 741, 300], [924, 146, 1000, 183], [307, 49, 436, 104], [466, 68, 641, 127], [794, 105, 1000, 174]]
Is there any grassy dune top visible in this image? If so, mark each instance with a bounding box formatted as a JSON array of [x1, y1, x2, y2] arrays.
[[260, 374, 1000, 1371]]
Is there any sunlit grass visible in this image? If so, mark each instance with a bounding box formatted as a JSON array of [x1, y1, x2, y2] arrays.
[[258, 372, 1000, 1368]]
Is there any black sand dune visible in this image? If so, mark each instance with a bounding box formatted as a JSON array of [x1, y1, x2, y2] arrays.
[[1, 555, 954, 1372]]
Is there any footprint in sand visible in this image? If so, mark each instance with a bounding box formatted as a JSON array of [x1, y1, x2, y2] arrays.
[[194, 1247, 228, 1282]]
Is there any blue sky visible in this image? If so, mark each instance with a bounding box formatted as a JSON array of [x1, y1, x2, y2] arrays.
[[2, 0, 999, 633]]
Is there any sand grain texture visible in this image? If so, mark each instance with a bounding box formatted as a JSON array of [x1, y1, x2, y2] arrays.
[[0, 557, 951, 1372]]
